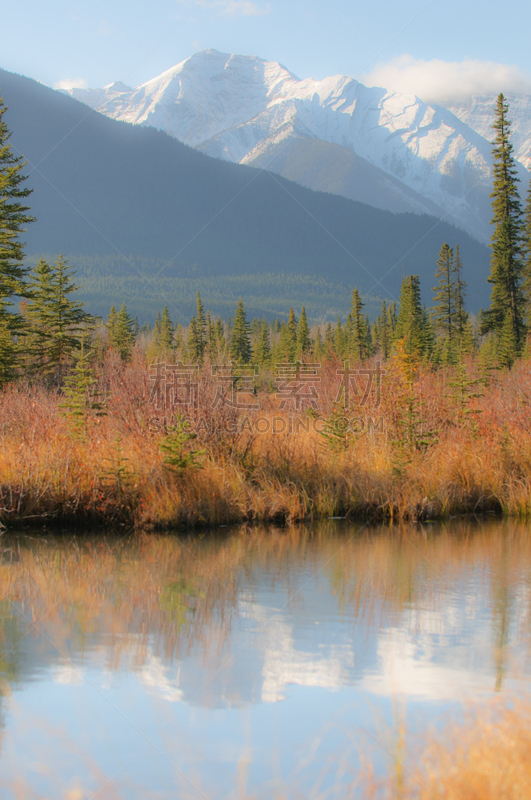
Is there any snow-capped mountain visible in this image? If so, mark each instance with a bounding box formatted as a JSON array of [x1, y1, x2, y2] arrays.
[[64, 50, 530, 242], [445, 95, 531, 170]]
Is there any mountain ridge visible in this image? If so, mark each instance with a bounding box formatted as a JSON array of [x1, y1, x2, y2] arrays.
[[63, 48, 530, 244], [0, 65, 492, 317]]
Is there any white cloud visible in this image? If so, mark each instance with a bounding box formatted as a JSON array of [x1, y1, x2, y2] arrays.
[[54, 77, 88, 91], [362, 55, 531, 104]]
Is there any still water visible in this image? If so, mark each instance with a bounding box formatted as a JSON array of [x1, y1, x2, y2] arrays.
[[0, 519, 530, 799]]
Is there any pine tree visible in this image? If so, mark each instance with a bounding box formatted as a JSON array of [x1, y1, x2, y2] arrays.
[[254, 320, 271, 366], [186, 317, 201, 363], [230, 298, 252, 364], [159, 306, 174, 351], [481, 94, 525, 354], [432, 243, 455, 342], [60, 341, 106, 437], [0, 98, 35, 383], [206, 310, 216, 357], [111, 303, 135, 361], [334, 316, 347, 356], [287, 306, 297, 342], [348, 288, 371, 361], [106, 306, 118, 344], [296, 306, 311, 354], [215, 317, 226, 355], [388, 302, 398, 342], [26, 256, 92, 378], [395, 275, 428, 357], [377, 300, 391, 359], [195, 292, 207, 361], [453, 245, 468, 339]]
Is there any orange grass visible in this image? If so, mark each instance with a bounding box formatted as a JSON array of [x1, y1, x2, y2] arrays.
[[364, 697, 531, 800], [2, 352, 531, 527]]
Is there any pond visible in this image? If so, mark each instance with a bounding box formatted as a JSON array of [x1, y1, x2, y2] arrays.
[[0, 519, 530, 799]]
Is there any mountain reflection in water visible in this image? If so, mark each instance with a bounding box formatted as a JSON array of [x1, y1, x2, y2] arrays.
[[0, 519, 530, 799]]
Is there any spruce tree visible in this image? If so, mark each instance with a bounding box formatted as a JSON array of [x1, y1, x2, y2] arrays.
[[111, 303, 135, 361], [395, 275, 428, 357], [254, 320, 271, 366], [334, 316, 347, 356], [60, 341, 106, 437], [0, 98, 35, 383], [481, 94, 525, 354], [453, 245, 468, 338], [195, 292, 207, 361], [388, 302, 398, 342], [229, 298, 252, 364], [186, 317, 201, 363], [26, 256, 91, 378], [159, 306, 174, 351], [377, 300, 391, 359], [348, 288, 371, 361], [106, 306, 118, 344], [432, 243, 455, 342], [215, 317, 225, 355], [296, 306, 311, 354]]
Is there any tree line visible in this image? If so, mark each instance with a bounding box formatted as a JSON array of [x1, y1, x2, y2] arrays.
[[0, 92, 530, 384]]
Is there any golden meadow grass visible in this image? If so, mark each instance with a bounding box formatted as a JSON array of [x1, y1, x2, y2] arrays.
[[2, 348, 531, 528]]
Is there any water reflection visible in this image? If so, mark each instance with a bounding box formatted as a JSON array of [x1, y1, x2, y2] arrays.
[[0, 520, 530, 797]]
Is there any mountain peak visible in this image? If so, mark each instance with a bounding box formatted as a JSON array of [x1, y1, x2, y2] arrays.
[[58, 50, 531, 242]]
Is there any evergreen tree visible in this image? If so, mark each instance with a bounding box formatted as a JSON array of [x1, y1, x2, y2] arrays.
[[522, 177, 531, 332], [278, 309, 298, 362], [254, 320, 271, 366], [111, 303, 135, 361], [432, 243, 455, 342], [230, 298, 252, 364], [395, 275, 428, 357], [0, 98, 35, 383], [453, 245, 468, 338], [296, 306, 311, 354], [334, 316, 347, 356], [26, 256, 91, 378], [481, 94, 525, 354], [186, 317, 201, 363], [158, 306, 174, 351], [106, 306, 118, 344], [195, 292, 207, 360], [206, 310, 216, 357], [60, 341, 106, 437], [324, 323, 335, 358], [377, 299, 391, 359], [287, 307, 298, 345], [388, 302, 398, 341], [215, 317, 226, 355], [348, 288, 371, 361]]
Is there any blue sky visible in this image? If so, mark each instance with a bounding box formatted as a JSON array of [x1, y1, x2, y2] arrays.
[[4, 0, 531, 98]]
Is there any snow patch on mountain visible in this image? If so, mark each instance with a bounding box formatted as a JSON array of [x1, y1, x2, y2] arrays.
[[63, 49, 530, 241], [445, 94, 531, 170]]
